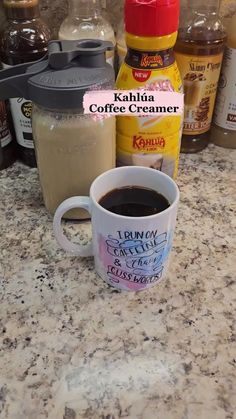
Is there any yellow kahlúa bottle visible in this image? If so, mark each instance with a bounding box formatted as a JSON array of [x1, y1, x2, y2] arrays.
[[116, 0, 183, 179]]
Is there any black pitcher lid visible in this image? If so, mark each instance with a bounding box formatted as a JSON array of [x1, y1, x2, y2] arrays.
[[0, 40, 115, 110]]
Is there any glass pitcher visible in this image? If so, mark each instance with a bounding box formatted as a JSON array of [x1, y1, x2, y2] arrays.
[[0, 40, 116, 219]]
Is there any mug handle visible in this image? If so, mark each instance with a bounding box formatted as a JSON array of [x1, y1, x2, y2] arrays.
[[53, 197, 93, 257]]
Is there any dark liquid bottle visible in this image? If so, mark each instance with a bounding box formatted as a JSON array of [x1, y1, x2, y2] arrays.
[[174, 1, 226, 153], [0, 0, 51, 167], [0, 100, 16, 170], [0, 134, 2, 167]]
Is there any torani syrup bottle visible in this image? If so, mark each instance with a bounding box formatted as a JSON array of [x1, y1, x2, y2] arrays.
[[175, 0, 226, 153], [116, 0, 183, 180]]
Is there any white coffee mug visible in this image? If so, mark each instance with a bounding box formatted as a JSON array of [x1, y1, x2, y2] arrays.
[[53, 167, 180, 292]]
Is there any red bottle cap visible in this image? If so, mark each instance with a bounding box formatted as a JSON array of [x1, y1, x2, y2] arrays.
[[125, 0, 180, 37]]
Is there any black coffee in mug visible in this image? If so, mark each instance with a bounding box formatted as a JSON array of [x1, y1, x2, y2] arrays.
[[99, 186, 170, 217]]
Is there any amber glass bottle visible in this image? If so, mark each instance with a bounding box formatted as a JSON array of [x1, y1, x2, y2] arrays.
[[0, 0, 51, 167], [0, 63, 16, 169], [175, 0, 226, 153], [0, 100, 16, 170], [0, 134, 2, 167]]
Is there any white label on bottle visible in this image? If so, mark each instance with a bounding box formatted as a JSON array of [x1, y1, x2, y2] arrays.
[[214, 47, 236, 131], [2, 61, 34, 149]]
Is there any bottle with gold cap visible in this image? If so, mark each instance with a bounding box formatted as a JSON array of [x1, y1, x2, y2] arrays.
[[116, 0, 183, 180]]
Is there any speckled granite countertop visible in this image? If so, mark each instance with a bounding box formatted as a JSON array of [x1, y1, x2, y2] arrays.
[[0, 145, 236, 419]]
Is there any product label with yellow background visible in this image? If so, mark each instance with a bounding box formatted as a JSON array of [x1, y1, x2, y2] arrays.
[[116, 48, 183, 180], [175, 52, 223, 136]]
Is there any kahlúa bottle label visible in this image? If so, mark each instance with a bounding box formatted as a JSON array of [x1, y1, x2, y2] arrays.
[[175, 52, 223, 135], [0, 101, 12, 148], [116, 49, 183, 179], [213, 47, 236, 131], [9, 98, 34, 149]]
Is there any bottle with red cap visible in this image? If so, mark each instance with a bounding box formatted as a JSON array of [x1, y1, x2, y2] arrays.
[[116, 0, 183, 179]]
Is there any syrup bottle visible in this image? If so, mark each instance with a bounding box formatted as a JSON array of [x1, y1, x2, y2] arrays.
[[0, 0, 51, 167], [0, 100, 16, 170], [175, 0, 226, 153]]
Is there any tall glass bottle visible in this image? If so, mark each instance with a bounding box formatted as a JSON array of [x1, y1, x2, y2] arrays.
[[0, 60, 16, 169], [175, 0, 226, 153], [0, 135, 2, 168], [59, 0, 115, 66], [211, 14, 236, 149], [0, 0, 51, 167], [0, 100, 16, 170]]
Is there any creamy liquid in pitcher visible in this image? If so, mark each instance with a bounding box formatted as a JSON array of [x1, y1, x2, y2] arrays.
[[33, 109, 116, 219]]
